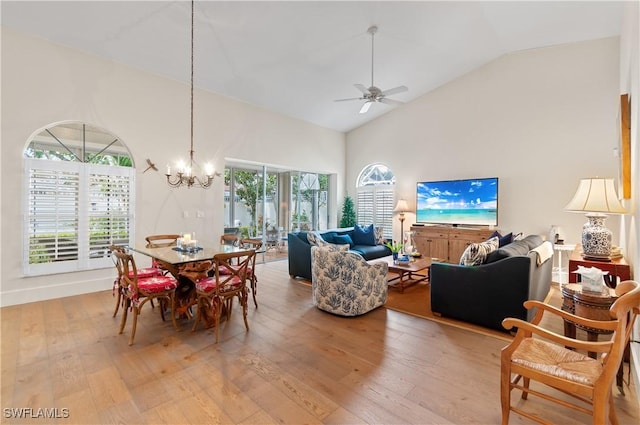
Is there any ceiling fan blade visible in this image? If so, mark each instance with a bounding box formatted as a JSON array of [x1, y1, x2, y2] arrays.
[[334, 97, 363, 102], [359, 101, 372, 114], [354, 84, 370, 94], [381, 85, 408, 96], [379, 97, 404, 106]]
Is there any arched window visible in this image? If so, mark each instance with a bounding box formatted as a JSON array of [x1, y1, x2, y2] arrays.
[[356, 163, 395, 240], [23, 122, 135, 276]]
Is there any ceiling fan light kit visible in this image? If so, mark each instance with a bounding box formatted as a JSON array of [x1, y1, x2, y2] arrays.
[[335, 25, 408, 114]]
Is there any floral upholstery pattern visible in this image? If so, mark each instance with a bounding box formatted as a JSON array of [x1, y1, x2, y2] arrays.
[[311, 246, 388, 316], [132, 267, 163, 279], [195, 276, 244, 293]]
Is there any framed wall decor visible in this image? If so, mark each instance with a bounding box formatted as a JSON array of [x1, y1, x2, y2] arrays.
[[620, 93, 631, 199]]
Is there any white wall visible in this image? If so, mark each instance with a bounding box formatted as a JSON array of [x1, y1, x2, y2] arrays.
[[346, 37, 623, 247], [0, 29, 345, 306], [619, 1, 640, 406]]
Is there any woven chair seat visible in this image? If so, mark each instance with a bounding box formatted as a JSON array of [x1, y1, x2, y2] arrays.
[[512, 338, 602, 386]]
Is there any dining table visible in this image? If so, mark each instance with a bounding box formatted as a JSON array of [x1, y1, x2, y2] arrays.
[[128, 243, 255, 322]]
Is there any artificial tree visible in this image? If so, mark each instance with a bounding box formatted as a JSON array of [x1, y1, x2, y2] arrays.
[[340, 195, 357, 228]]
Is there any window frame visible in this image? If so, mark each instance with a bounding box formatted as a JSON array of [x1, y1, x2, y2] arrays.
[[23, 123, 135, 276]]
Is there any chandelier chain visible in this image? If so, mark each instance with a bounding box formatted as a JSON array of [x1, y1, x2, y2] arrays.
[[165, 0, 218, 189]]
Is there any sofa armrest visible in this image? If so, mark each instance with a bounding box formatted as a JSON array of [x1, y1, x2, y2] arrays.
[[288, 233, 312, 279]]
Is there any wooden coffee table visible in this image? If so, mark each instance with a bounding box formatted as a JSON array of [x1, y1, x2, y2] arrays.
[[370, 255, 431, 293]]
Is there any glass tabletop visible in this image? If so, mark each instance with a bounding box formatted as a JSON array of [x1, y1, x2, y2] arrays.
[[128, 244, 253, 265]]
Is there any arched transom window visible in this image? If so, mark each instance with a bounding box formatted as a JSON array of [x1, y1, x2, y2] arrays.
[[356, 163, 395, 239]]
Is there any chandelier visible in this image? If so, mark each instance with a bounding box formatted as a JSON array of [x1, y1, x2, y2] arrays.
[[166, 0, 219, 189]]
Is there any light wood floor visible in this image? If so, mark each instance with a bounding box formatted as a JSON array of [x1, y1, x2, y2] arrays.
[[1, 260, 638, 424]]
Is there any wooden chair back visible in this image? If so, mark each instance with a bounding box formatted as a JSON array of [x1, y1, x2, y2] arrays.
[[108, 245, 127, 317], [240, 238, 263, 250], [237, 240, 262, 307], [145, 234, 180, 248], [111, 248, 178, 345], [192, 249, 255, 342], [220, 234, 239, 246]]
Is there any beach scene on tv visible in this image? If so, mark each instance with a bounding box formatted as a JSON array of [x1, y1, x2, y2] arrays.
[[416, 178, 498, 226]]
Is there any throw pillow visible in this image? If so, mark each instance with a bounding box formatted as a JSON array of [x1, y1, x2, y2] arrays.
[[459, 236, 499, 266], [374, 226, 384, 245], [488, 230, 513, 247], [307, 231, 329, 247], [322, 232, 337, 244], [352, 224, 376, 246], [333, 234, 354, 248]]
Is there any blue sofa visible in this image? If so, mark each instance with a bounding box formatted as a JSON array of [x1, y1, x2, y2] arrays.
[[430, 235, 553, 331], [288, 227, 392, 280]]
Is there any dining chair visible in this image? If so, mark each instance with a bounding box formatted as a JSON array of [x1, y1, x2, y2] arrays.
[[220, 234, 239, 246], [265, 228, 280, 251], [240, 238, 263, 308], [145, 234, 180, 275], [109, 245, 163, 317], [112, 249, 179, 345], [192, 250, 255, 343], [500, 280, 640, 425]]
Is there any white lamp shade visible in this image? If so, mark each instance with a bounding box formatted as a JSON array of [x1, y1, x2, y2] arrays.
[[394, 199, 409, 213], [564, 178, 626, 214]]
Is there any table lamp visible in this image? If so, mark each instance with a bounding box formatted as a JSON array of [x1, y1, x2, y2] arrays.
[[393, 199, 409, 245], [564, 177, 626, 261]]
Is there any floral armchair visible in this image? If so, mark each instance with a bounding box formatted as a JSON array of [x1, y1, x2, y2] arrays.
[[311, 245, 388, 316]]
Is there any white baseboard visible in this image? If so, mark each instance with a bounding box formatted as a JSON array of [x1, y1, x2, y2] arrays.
[[0, 277, 112, 307]]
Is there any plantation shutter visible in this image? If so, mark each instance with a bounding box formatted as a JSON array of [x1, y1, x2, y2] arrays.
[[25, 161, 80, 274], [87, 165, 134, 263], [356, 190, 374, 225], [376, 188, 395, 240], [356, 187, 394, 240], [24, 159, 134, 275]]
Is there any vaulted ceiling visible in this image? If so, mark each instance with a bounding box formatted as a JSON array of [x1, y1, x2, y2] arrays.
[[1, 1, 624, 132]]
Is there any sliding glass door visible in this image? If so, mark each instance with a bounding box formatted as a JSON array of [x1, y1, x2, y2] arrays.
[[224, 165, 330, 240]]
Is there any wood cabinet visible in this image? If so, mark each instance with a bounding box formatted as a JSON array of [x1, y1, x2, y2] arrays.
[[411, 226, 449, 261], [411, 225, 496, 263]]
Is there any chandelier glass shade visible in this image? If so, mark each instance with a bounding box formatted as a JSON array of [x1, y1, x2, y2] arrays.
[[165, 0, 218, 189]]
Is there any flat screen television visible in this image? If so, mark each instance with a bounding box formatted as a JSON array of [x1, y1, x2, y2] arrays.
[[416, 177, 498, 226]]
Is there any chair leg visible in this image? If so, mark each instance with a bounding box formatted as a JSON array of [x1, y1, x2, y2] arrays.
[[119, 299, 129, 334], [214, 298, 221, 344], [191, 296, 203, 332], [521, 377, 530, 400], [251, 276, 258, 308], [129, 307, 139, 346], [241, 290, 250, 331], [500, 360, 511, 425], [170, 292, 178, 331], [159, 297, 166, 322], [608, 392, 619, 425], [113, 291, 121, 317]]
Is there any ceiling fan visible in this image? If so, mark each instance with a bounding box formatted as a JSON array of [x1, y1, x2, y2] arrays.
[[335, 25, 408, 114]]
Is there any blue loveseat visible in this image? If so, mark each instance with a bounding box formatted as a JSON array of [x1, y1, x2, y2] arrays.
[[288, 227, 391, 280], [430, 235, 553, 331]]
